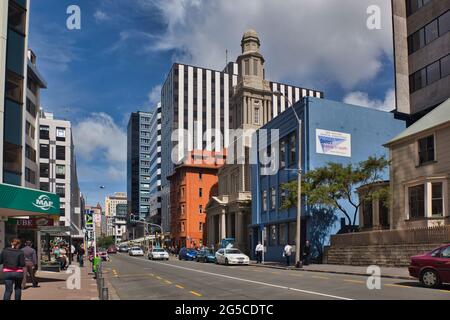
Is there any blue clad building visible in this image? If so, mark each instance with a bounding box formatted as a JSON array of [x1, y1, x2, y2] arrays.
[[250, 97, 406, 262]]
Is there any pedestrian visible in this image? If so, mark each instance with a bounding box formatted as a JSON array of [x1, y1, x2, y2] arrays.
[[0, 239, 26, 300], [255, 242, 264, 264], [77, 246, 85, 267], [302, 240, 311, 266], [283, 243, 293, 267], [21, 240, 39, 289], [59, 246, 68, 270], [70, 244, 76, 262]]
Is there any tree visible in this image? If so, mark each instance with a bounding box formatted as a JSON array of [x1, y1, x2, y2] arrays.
[[308, 207, 338, 259], [281, 155, 389, 227], [97, 236, 115, 248]]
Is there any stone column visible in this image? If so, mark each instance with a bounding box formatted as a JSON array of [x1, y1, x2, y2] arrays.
[[235, 211, 243, 249], [220, 210, 226, 240]]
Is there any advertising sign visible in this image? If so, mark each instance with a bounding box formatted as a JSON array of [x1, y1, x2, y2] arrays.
[[7, 217, 54, 229], [316, 129, 351, 157]]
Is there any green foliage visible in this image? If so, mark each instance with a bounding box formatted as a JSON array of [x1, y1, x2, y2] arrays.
[[281, 155, 390, 226], [97, 236, 115, 248], [308, 207, 338, 258]]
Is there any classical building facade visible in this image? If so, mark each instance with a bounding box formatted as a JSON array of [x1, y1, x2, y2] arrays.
[[105, 192, 127, 237]]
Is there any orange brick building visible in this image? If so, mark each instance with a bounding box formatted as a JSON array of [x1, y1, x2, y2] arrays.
[[168, 151, 225, 249]]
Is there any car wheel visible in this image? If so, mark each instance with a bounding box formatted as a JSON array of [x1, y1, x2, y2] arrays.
[[420, 269, 441, 288], [225, 258, 229, 266]]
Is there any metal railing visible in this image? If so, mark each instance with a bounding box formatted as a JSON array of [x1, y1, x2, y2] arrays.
[[330, 225, 450, 246], [94, 260, 109, 300]]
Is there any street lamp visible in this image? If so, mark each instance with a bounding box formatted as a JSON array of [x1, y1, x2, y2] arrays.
[[273, 91, 303, 268]]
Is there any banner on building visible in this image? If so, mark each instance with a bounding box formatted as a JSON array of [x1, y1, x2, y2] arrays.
[[316, 129, 351, 157]]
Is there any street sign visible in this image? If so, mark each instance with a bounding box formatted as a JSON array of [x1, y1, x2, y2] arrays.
[[148, 235, 156, 240]]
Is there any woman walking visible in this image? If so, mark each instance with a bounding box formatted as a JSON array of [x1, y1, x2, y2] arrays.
[[0, 239, 26, 300]]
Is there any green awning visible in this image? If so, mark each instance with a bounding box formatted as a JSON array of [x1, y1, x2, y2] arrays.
[[0, 183, 60, 216]]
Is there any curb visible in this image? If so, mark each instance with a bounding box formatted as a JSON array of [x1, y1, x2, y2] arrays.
[[249, 263, 413, 280]]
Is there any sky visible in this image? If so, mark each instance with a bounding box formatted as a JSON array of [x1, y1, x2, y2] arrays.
[[28, 0, 396, 208]]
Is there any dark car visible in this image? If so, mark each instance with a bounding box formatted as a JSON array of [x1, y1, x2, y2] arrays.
[[196, 248, 216, 263], [409, 244, 450, 288], [118, 245, 129, 253], [178, 247, 198, 261], [107, 245, 117, 254]]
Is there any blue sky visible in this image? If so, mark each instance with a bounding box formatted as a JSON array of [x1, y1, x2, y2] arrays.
[[28, 0, 396, 208]]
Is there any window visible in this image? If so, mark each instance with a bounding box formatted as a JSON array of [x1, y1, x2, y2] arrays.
[[431, 182, 443, 216], [279, 139, 286, 168], [410, 55, 450, 93], [40, 182, 49, 192], [409, 184, 425, 219], [410, 68, 427, 93], [40, 163, 49, 178], [408, 28, 425, 54], [25, 121, 35, 139], [441, 246, 450, 259], [40, 144, 49, 159], [199, 173, 203, 180], [254, 106, 260, 125], [26, 99, 37, 118], [199, 222, 203, 232], [269, 225, 277, 246], [262, 190, 267, 212], [244, 59, 250, 75], [59, 208, 65, 217], [279, 224, 287, 246], [426, 61, 440, 85], [5, 71, 23, 103], [288, 222, 296, 245], [279, 187, 287, 208], [8, 1, 26, 34], [56, 184, 66, 198], [363, 199, 373, 228], [406, 0, 431, 17], [289, 133, 296, 166], [25, 168, 36, 184], [181, 222, 185, 232], [56, 128, 66, 141], [253, 59, 258, 76], [199, 188, 203, 197], [181, 204, 185, 215], [25, 145, 36, 162], [418, 135, 434, 165], [56, 164, 65, 179], [441, 55, 450, 78], [40, 126, 50, 140], [439, 10, 450, 36], [270, 188, 276, 209], [424, 20, 439, 44], [56, 146, 66, 160], [199, 205, 203, 214]]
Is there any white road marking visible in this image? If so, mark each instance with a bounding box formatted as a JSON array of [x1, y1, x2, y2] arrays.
[[138, 259, 353, 300]]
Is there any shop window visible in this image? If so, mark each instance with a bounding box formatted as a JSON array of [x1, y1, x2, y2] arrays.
[[431, 182, 444, 216], [40, 144, 49, 159], [40, 163, 49, 178], [409, 184, 425, 219], [56, 146, 66, 160], [418, 135, 435, 165], [5, 71, 23, 103]]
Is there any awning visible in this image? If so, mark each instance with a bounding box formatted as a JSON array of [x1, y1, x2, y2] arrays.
[[0, 183, 60, 217]]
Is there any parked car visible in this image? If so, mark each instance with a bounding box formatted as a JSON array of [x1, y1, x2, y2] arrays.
[[409, 244, 450, 288], [196, 248, 216, 263], [148, 248, 169, 260], [107, 245, 117, 254], [178, 247, 198, 261], [118, 245, 130, 253], [129, 246, 144, 256], [215, 248, 249, 265], [98, 248, 109, 261]]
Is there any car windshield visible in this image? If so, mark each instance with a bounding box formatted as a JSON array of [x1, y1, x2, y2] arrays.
[[153, 249, 165, 252], [188, 249, 197, 253], [204, 249, 214, 254], [132, 247, 141, 250], [226, 249, 241, 254]]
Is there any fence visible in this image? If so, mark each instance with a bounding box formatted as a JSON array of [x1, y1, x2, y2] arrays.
[[94, 259, 109, 300], [330, 225, 450, 247]]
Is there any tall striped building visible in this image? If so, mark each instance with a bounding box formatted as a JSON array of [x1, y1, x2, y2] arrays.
[[160, 31, 324, 234]]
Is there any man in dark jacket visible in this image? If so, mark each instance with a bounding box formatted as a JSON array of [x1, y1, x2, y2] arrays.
[[21, 240, 39, 288], [0, 239, 26, 300], [302, 240, 311, 266]]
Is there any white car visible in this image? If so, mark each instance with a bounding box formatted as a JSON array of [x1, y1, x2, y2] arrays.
[[129, 247, 144, 256], [215, 248, 250, 265], [148, 248, 169, 260]]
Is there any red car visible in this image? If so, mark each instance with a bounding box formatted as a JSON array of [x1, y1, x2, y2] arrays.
[[409, 244, 450, 288], [107, 245, 117, 254]]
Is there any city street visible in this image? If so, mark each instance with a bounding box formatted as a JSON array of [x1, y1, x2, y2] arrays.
[[104, 253, 450, 300]]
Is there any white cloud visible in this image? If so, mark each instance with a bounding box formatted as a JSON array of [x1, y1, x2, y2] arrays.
[[143, 0, 392, 89], [343, 89, 395, 111], [72, 113, 127, 164], [148, 84, 162, 106], [94, 10, 110, 22]]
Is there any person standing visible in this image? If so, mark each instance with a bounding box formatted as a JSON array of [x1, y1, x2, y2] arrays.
[[77, 246, 85, 267], [21, 241, 39, 288], [0, 239, 26, 300], [255, 242, 264, 264], [302, 240, 311, 266], [283, 243, 293, 267]]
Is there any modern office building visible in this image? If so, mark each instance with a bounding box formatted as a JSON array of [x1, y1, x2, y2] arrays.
[[148, 104, 162, 226], [104, 192, 127, 237], [160, 29, 324, 235], [392, 0, 449, 124], [38, 111, 82, 236], [249, 97, 406, 262]]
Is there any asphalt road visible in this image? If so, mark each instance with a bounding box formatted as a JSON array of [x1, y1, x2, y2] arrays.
[[104, 253, 450, 300]]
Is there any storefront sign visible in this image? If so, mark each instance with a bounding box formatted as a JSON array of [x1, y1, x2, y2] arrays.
[[316, 129, 351, 157], [8, 217, 54, 229]]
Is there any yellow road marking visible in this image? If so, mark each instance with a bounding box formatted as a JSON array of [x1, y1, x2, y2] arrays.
[[156, 276, 162, 280], [385, 284, 410, 289], [312, 276, 330, 280], [175, 285, 184, 289], [344, 279, 365, 284], [438, 289, 450, 294], [190, 291, 202, 297], [291, 274, 303, 277], [165, 280, 173, 284]]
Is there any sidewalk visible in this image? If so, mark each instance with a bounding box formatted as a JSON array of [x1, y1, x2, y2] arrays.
[[250, 261, 412, 280], [15, 263, 99, 300]]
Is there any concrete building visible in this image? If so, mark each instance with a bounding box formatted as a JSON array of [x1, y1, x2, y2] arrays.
[[104, 192, 127, 240], [168, 151, 223, 249], [161, 29, 324, 236], [392, 0, 449, 124], [148, 104, 162, 226], [114, 203, 128, 242], [249, 97, 405, 262], [38, 111, 82, 237]]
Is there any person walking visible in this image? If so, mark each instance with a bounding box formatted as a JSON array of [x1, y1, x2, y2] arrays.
[[59, 246, 68, 270], [21, 241, 39, 289], [302, 240, 311, 266], [283, 243, 293, 267], [255, 242, 264, 264], [77, 246, 85, 267], [0, 239, 26, 300]]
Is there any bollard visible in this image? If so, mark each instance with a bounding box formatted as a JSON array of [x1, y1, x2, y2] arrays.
[[102, 287, 109, 300]]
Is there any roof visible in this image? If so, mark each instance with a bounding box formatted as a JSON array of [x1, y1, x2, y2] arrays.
[[385, 99, 450, 146]]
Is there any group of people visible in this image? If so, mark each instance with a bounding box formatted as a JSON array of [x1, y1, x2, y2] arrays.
[[0, 239, 39, 300], [255, 240, 312, 267]]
